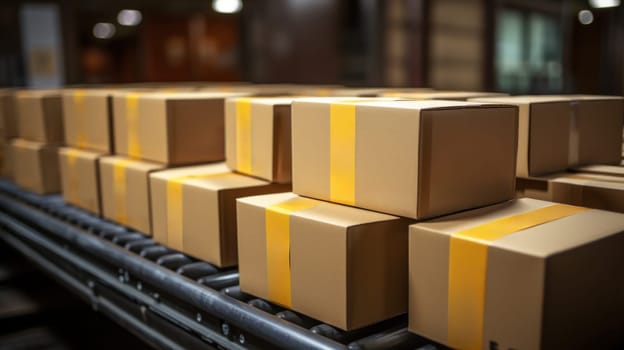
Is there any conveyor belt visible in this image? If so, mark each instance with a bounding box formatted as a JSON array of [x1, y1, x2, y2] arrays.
[[0, 180, 444, 350]]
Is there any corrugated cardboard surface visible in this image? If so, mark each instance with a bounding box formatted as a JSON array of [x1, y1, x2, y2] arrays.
[[62, 89, 114, 153], [291, 99, 518, 219], [149, 163, 231, 244], [225, 97, 293, 183], [409, 198, 624, 349], [15, 90, 64, 143], [99, 155, 165, 233], [113, 91, 248, 165], [59, 147, 105, 214], [11, 138, 60, 194], [237, 192, 412, 330], [0, 90, 17, 138], [152, 168, 290, 267], [470, 96, 573, 176], [517, 172, 624, 213]]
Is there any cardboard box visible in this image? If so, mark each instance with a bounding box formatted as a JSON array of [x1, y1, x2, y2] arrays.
[[470, 96, 573, 176], [99, 156, 165, 233], [1, 139, 12, 178], [382, 91, 508, 100], [11, 139, 60, 194], [112, 91, 248, 165], [62, 89, 115, 153], [237, 192, 412, 330], [59, 147, 105, 214], [409, 198, 624, 350], [295, 87, 433, 97], [0, 89, 17, 138], [291, 98, 518, 219], [15, 90, 64, 143], [150, 165, 290, 267], [225, 97, 294, 183], [517, 172, 624, 213]]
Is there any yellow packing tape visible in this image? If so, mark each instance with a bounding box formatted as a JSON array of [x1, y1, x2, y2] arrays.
[[236, 98, 253, 174], [126, 93, 141, 158], [166, 172, 231, 250], [265, 197, 319, 307], [113, 159, 131, 224], [447, 204, 589, 350], [73, 90, 87, 149], [65, 149, 80, 204], [329, 103, 356, 205]]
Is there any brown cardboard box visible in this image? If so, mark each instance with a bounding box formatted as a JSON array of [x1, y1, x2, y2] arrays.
[[62, 89, 115, 153], [59, 147, 105, 214], [409, 198, 624, 350], [470, 96, 574, 177], [0, 89, 17, 138], [1, 139, 12, 178], [99, 156, 165, 233], [15, 90, 64, 143], [295, 87, 432, 97], [382, 90, 507, 100], [291, 98, 518, 219], [150, 165, 290, 267], [517, 172, 624, 213], [11, 139, 60, 194], [237, 192, 412, 330], [571, 164, 624, 178], [112, 91, 249, 165], [225, 97, 294, 183]]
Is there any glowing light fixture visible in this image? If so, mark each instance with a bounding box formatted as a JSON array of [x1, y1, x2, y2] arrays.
[[117, 9, 142, 26], [212, 0, 242, 14], [589, 0, 620, 8], [578, 10, 594, 25], [93, 22, 116, 39]]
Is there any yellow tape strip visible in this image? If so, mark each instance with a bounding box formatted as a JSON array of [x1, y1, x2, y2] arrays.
[[236, 99, 253, 174], [65, 149, 80, 204], [74, 90, 87, 149], [166, 172, 231, 250], [126, 93, 141, 158], [265, 197, 319, 307], [447, 204, 589, 350], [113, 159, 131, 224], [329, 103, 356, 205]]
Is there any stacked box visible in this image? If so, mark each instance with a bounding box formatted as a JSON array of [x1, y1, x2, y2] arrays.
[[0, 89, 17, 178], [11, 89, 64, 194], [236, 98, 520, 330], [409, 198, 624, 350]]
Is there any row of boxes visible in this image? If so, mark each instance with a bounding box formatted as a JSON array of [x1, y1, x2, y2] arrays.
[[2, 84, 624, 350]]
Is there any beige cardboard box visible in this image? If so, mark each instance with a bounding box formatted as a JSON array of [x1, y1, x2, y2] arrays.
[[470, 96, 574, 177], [225, 97, 294, 183], [150, 165, 290, 267], [62, 89, 116, 153], [99, 156, 165, 233], [237, 192, 412, 330], [409, 198, 624, 350], [517, 172, 624, 213], [0, 89, 17, 138], [11, 139, 60, 194], [112, 91, 249, 165], [291, 98, 518, 219], [295, 87, 432, 97], [382, 90, 507, 100], [59, 147, 105, 214], [15, 90, 64, 143]]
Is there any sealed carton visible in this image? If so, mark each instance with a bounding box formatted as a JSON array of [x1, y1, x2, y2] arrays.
[[237, 192, 412, 330], [112, 91, 249, 165], [225, 97, 294, 183], [470, 96, 574, 176], [62, 89, 115, 153], [0, 89, 17, 138], [150, 165, 290, 267], [382, 91, 507, 100], [292, 98, 518, 219], [99, 156, 165, 233], [11, 139, 60, 194], [59, 147, 105, 214], [15, 90, 64, 143], [517, 172, 624, 213], [409, 198, 624, 350]]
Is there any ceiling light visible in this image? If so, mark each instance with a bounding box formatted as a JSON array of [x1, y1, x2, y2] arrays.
[[93, 22, 116, 39], [117, 9, 142, 26], [212, 0, 243, 14]]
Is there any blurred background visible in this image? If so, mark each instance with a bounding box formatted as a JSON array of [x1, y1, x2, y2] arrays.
[[0, 0, 622, 95]]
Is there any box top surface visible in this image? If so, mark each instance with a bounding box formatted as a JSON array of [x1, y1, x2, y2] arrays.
[[293, 98, 516, 111], [238, 192, 402, 227], [59, 147, 106, 158], [410, 198, 624, 257], [15, 89, 62, 98], [184, 171, 270, 190], [469, 95, 576, 104], [382, 91, 507, 99], [99, 155, 164, 171], [572, 165, 624, 176], [150, 162, 230, 180], [11, 138, 51, 150], [226, 96, 299, 106]]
